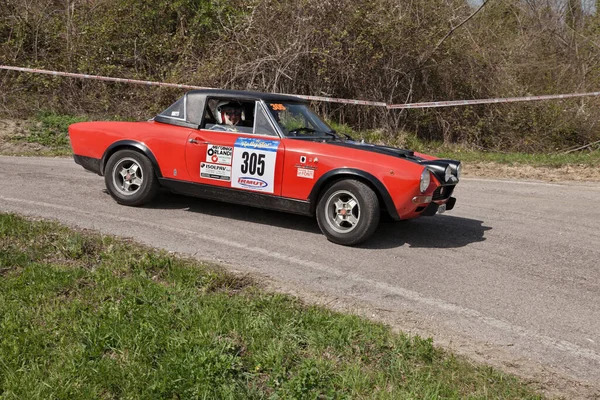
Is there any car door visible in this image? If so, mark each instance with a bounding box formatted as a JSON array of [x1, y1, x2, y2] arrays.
[[184, 100, 285, 196]]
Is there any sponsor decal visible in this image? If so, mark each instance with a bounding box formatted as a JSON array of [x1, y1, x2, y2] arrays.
[[300, 156, 307, 163], [237, 177, 268, 189], [171, 111, 180, 117], [206, 145, 233, 165], [294, 163, 317, 170], [200, 162, 231, 181], [297, 168, 315, 179]]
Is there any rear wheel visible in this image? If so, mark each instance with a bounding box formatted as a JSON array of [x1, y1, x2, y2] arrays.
[[316, 179, 380, 246], [104, 149, 159, 206]]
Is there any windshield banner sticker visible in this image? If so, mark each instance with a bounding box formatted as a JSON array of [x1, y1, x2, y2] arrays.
[[232, 138, 279, 193], [270, 103, 286, 111]]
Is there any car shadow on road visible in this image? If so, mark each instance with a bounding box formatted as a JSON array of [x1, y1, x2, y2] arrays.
[[142, 192, 491, 249], [361, 215, 491, 250], [143, 191, 321, 234]]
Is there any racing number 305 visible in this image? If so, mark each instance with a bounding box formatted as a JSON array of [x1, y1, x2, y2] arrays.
[[240, 151, 265, 176]]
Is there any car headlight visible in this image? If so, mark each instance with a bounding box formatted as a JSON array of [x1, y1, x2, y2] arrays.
[[420, 169, 431, 193], [456, 163, 461, 180], [444, 165, 452, 183]]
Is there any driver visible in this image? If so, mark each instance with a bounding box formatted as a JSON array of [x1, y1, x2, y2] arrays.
[[216, 101, 243, 129]]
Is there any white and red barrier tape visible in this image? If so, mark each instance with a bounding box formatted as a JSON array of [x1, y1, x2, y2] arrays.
[[0, 66, 386, 107], [386, 92, 600, 109], [2, 65, 600, 109], [290, 94, 386, 107], [0, 65, 212, 90]]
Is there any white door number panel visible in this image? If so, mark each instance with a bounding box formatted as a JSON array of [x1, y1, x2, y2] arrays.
[[231, 137, 279, 193]]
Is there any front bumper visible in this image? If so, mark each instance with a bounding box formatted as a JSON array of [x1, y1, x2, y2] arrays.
[[399, 181, 457, 220], [419, 196, 456, 216]]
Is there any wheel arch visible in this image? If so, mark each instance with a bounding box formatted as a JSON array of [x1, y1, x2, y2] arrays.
[[100, 140, 162, 178], [308, 169, 400, 221]]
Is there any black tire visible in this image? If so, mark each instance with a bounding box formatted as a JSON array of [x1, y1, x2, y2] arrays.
[[316, 179, 380, 246], [104, 149, 159, 206]]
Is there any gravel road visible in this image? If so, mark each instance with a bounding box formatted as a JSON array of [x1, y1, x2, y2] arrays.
[[1, 156, 599, 399]]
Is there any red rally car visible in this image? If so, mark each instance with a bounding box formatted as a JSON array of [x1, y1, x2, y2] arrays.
[[69, 89, 461, 246]]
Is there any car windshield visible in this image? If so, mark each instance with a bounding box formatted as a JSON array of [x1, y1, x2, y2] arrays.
[[265, 102, 336, 138]]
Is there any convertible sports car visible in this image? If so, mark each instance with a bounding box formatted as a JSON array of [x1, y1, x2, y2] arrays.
[[69, 89, 460, 245]]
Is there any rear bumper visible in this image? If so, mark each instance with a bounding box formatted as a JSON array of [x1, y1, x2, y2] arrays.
[[73, 155, 102, 175]]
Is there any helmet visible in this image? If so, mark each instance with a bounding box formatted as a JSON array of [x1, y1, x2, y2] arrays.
[[215, 101, 244, 124]]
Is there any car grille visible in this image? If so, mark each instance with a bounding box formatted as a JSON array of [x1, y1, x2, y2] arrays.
[[432, 185, 455, 200]]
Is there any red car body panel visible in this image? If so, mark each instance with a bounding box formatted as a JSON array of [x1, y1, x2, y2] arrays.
[[277, 139, 434, 217], [184, 129, 287, 196], [70, 121, 195, 181], [70, 119, 450, 220]]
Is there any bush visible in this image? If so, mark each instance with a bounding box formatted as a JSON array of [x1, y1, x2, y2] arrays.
[[1, 0, 599, 152]]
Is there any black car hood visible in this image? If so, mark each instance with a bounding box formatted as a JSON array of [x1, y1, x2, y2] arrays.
[[331, 140, 421, 161], [328, 140, 460, 185]]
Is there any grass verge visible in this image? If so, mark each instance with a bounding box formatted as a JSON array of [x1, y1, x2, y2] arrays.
[[0, 213, 542, 399], [330, 121, 600, 168]]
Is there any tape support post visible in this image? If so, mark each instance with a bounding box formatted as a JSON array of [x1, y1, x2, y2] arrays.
[[2, 65, 600, 109]]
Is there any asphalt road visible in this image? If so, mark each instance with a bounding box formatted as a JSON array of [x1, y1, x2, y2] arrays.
[[1, 156, 599, 398]]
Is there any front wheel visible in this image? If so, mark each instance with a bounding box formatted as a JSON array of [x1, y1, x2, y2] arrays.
[[316, 179, 380, 246], [104, 149, 159, 206]]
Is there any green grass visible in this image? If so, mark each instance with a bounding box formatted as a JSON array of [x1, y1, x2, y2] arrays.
[[9, 112, 89, 156], [0, 213, 542, 399]]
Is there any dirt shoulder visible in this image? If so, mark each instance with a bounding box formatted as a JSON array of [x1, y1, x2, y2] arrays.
[[464, 161, 600, 183], [0, 119, 47, 155]]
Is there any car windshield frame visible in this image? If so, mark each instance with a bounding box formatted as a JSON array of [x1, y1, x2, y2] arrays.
[[264, 101, 336, 139]]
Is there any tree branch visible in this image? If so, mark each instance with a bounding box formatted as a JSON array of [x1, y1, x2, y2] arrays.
[[420, 0, 492, 65]]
